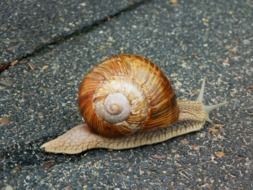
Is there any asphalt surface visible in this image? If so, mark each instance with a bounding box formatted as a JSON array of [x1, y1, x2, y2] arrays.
[[1, 0, 253, 189], [0, 0, 143, 64]]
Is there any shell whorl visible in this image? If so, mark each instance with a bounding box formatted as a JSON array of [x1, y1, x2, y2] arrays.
[[78, 54, 179, 137], [95, 93, 131, 123]]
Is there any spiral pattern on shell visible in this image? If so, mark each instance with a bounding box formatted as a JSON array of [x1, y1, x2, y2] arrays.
[[78, 54, 179, 137]]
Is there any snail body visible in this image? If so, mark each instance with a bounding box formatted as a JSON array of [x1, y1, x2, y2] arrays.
[[41, 54, 226, 154]]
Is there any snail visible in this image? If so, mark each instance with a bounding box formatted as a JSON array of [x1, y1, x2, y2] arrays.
[[41, 54, 226, 154]]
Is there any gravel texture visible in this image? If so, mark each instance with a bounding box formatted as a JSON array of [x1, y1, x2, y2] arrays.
[[1, 0, 253, 189], [0, 0, 143, 64]]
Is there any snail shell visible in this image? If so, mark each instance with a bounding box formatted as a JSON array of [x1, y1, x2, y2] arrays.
[[78, 54, 179, 137]]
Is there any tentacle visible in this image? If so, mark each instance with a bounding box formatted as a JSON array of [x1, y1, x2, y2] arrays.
[[204, 101, 227, 114], [196, 77, 206, 102], [196, 78, 227, 123]]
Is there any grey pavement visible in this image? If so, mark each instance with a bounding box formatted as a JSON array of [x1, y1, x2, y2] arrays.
[[1, 0, 253, 189], [0, 0, 144, 64]]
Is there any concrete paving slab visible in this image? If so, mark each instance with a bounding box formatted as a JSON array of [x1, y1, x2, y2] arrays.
[[1, 0, 252, 189]]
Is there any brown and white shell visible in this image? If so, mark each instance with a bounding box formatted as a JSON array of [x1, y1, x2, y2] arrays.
[[78, 54, 180, 137]]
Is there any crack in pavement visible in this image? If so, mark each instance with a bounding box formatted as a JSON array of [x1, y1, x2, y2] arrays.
[[0, 0, 152, 73]]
